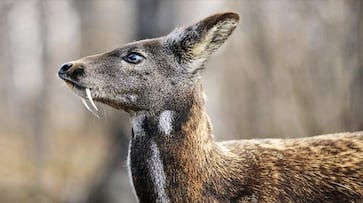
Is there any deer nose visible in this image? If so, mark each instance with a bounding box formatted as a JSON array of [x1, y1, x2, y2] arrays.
[[58, 62, 86, 80], [58, 62, 73, 75]]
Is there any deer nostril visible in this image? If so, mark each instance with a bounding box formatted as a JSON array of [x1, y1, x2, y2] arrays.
[[58, 62, 73, 75]]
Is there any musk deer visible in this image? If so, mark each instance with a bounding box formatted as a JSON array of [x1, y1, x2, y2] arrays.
[[58, 12, 363, 202]]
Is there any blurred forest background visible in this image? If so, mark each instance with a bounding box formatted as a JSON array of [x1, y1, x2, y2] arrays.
[[0, 0, 363, 202]]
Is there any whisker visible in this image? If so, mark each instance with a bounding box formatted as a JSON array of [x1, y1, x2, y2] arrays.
[[102, 105, 108, 123]]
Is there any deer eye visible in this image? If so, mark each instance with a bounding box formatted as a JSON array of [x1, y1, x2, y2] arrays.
[[122, 52, 144, 64]]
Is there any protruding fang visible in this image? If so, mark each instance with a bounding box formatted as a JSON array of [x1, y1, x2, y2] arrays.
[[81, 97, 92, 112], [81, 97, 100, 119], [86, 88, 98, 111]]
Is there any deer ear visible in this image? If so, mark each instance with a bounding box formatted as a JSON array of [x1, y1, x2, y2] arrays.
[[167, 12, 240, 74]]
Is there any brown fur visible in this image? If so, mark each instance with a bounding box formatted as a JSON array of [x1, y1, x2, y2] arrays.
[[144, 84, 363, 202], [58, 12, 363, 202]]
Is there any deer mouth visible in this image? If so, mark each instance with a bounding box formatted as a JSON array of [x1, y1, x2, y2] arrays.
[[65, 79, 86, 91], [59, 73, 136, 114], [61, 77, 87, 96], [60, 77, 100, 118]]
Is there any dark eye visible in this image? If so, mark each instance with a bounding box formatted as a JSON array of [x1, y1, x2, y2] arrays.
[[122, 52, 144, 64]]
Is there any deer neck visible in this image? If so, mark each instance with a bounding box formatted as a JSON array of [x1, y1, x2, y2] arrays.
[[127, 84, 230, 202], [130, 83, 213, 140]]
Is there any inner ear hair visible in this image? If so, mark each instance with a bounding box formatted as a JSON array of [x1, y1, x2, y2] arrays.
[[165, 12, 240, 74], [196, 12, 240, 54]]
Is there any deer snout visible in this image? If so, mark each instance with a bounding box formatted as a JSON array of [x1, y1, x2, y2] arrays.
[[58, 62, 85, 81]]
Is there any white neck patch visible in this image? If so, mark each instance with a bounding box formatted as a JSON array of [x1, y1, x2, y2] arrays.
[[127, 142, 138, 201], [149, 140, 169, 202], [158, 110, 175, 135], [132, 113, 146, 137]]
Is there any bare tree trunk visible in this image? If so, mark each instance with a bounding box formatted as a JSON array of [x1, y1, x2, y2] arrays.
[[349, 1, 363, 131], [32, 1, 48, 202], [85, 121, 130, 203], [136, 0, 175, 39]]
